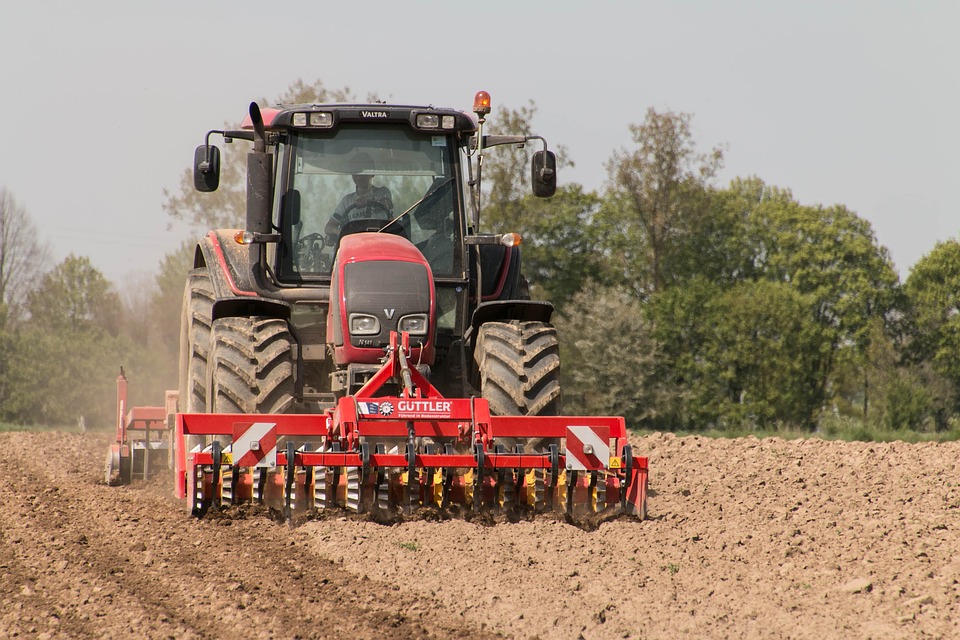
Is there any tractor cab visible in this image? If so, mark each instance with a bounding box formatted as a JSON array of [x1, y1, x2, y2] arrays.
[[272, 118, 466, 282]]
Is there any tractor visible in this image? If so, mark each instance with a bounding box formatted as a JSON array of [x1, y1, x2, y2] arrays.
[[108, 92, 647, 519]]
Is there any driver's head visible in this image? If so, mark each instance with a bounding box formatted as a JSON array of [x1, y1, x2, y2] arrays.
[[352, 173, 373, 191], [349, 152, 375, 190]]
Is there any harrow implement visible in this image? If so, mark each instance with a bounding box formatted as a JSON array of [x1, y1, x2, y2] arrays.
[[105, 368, 176, 485], [175, 333, 648, 520]]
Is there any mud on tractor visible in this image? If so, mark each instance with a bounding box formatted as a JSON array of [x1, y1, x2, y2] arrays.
[[106, 92, 648, 520]]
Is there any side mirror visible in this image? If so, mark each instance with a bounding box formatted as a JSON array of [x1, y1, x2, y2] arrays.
[[193, 145, 221, 192], [531, 150, 557, 198]]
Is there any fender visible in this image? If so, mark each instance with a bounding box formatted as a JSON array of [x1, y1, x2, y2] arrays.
[[477, 244, 528, 302], [195, 230, 291, 322], [467, 300, 555, 343]]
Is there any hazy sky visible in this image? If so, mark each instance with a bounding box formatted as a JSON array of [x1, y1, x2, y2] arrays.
[[1, 1, 957, 287]]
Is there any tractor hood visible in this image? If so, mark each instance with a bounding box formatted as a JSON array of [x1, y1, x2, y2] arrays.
[[327, 233, 436, 366]]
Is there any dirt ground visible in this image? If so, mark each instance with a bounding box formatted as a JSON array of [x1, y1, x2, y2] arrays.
[[1, 430, 958, 639]]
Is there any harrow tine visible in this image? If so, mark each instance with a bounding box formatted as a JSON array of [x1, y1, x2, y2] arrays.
[[404, 441, 419, 515], [211, 440, 223, 509], [313, 440, 331, 510], [374, 444, 391, 513], [222, 465, 238, 506], [283, 440, 296, 521], [621, 445, 633, 513], [423, 444, 442, 509], [473, 444, 485, 513], [191, 462, 205, 517], [253, 467, 267, 504], [314, 466, 329, 510], [495, 445, 516, 513], [547, 444, 559, 511], [441, 444, 455, 509], [565, 470, 576, 516], [330, 441, 342, 508], [591, 471, 607, 513]]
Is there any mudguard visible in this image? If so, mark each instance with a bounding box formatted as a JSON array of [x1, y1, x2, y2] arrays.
[[478, 244, 527, 302], [194, 230, 291, 321]]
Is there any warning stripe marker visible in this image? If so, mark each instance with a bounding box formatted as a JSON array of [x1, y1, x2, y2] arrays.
[[232, 422, 278, 468], [565, 425, 610, 471]]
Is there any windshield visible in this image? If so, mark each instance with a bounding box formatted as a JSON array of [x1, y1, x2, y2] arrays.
[[277, 125, 460, 279]]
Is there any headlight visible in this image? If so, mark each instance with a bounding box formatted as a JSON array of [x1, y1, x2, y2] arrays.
[[349, 313, 380, 335], [292, 112, 334, 128], [416, 114, 440, 129], [309, 112, 333, 127], [398, 313, 429, 336]]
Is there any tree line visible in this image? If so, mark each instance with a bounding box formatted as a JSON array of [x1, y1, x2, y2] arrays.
[[1, 78, 957, 434]]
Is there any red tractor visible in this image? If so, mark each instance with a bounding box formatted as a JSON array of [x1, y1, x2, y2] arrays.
[[109, 92, 647, 519]]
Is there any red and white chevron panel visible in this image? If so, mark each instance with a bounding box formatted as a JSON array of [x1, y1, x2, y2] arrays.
[[564, 425, 610, 471], [232, 422, 277, 468]]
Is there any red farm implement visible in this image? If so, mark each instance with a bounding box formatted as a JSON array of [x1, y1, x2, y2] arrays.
[[105, 368, 176, 485], [174, 333, 648, 520]]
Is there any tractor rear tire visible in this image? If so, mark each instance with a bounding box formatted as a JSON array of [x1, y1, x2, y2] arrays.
[[475, 320, 562, 418], [209, 316, 297, 414], [178, 269, 214, 413]]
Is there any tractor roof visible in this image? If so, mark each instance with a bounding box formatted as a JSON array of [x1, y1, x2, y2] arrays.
[[241, 103, 478, 134]]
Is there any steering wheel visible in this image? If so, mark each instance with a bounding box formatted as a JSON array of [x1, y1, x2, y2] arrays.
[[296, 232, 328, 273], [341, 199, 391, 219]]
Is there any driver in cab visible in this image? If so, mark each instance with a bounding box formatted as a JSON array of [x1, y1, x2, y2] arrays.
[[324, 152, 394, 237]]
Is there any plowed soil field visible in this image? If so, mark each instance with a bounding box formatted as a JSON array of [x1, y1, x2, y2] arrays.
[[1, 430, 959, 639]]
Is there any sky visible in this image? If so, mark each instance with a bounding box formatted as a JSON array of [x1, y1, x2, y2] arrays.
[[1, 1, 958, 289]]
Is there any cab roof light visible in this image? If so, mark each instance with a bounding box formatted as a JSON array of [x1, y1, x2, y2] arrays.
[[309, 112, 333, 127], [292, 112, 333, 128], [416, 113, 440, 129], [441, 115, 455, 129], [473, 91, 491, 117]]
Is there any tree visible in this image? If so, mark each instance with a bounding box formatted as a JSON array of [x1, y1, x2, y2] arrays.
[[602, 109, 724, 295], [904, 239, 960, 398], [480, 101, 573, 234], [553, 284, 662, 427], [498, 186, 611, 308], [27, 254, 121, 337], [162, 79, 358, 232], [2, 256, 134, 426], [0, 187, 50, 324], [745, 194, 902, 414]]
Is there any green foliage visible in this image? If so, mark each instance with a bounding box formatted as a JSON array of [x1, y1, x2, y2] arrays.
[[0, 187, 50, 324], [27, 254, 121, 336], [904, 239, 960, 393], [747, 197, 901, 351], [553, 285, 662, 427], [502, 186, 611, 308], [0, 255, 160, 427], [602, 108, 724, 295], [649, 279, 827, 430]]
